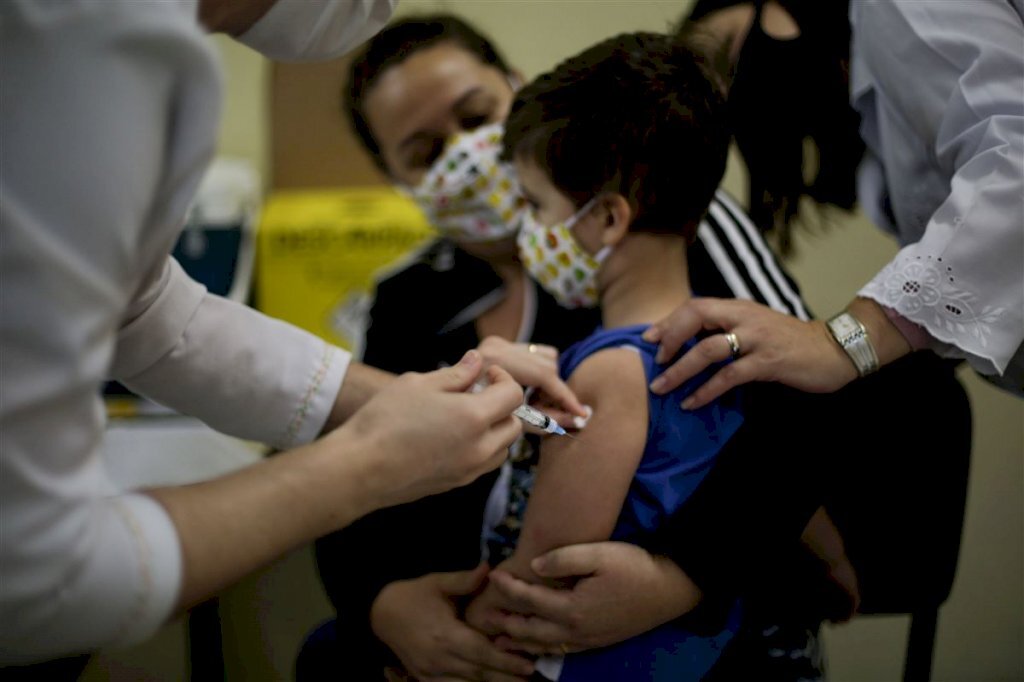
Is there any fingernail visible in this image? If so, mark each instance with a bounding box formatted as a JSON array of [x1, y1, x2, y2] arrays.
[[572, 406, 593, 429], [459, 349, 480, 366], [643, 327, 661, 342], [649, 377, 666, 393], [680, 397, 696, 410], [530, 557, 546, 574]]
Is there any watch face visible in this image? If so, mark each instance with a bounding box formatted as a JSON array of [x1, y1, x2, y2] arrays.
[[829, 314, 859, 343], [828, 313, 877, 376]]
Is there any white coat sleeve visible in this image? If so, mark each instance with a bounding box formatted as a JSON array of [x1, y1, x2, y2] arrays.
[[854, 1, 1024, 381], [110, 257, 350, 450]]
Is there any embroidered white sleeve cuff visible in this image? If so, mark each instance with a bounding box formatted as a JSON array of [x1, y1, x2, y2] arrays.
[[860, 246, 1021, 378], [278, 342, 351, 448]]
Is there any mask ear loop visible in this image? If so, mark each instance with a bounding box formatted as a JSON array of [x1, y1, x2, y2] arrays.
[[563, 196, 601, 231], [567, 196, 613, 264]]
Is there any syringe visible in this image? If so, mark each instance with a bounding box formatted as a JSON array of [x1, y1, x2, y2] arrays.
[[513, 403, 569, 436], [470, 376, 573, 436]]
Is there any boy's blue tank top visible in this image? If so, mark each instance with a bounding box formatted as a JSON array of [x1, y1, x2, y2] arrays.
[[553, 324, 744, 682]]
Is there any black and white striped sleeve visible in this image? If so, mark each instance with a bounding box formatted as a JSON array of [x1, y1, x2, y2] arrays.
[[691, 191, 812, 321]]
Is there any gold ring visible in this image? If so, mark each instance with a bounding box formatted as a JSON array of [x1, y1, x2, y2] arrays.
[[559, 643, 570, 655], [724, 332, 741, 358], [528, 344, 539, 354]]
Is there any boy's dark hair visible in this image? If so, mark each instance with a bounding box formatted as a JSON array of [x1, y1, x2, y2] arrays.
[[344, 15, 511, 170], [503, 32, 730, 241]]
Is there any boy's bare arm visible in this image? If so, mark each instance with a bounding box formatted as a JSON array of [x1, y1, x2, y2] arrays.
[[500, 348, 650, 583]]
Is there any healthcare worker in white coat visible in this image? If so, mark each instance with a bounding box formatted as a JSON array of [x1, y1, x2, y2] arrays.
[[644, 0, 1024, 402], [0, 0, 573, 665]]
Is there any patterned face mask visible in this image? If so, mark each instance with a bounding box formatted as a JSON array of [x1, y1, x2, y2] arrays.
[[405, 122, 527, 243], [517, 197, 611, 309]]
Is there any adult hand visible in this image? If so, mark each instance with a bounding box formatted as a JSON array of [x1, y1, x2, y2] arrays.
[[479, 543, 701, 656], [463, 575, 510, 638], [643, 298, 859, 410], [476, 336, 588, 427], [371, 566, 535, 682], [337, 350, 523, 509]]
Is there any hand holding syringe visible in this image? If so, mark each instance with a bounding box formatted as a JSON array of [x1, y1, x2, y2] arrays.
[[473, 378, 591, 437], [472, 336, 593, 433], [513, 403, 569, 436]]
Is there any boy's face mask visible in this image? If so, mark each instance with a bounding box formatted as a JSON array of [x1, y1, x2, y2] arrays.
[[238, 0, 396, 63], [517, 198, 610, 309], [404, 123, 527, 243]]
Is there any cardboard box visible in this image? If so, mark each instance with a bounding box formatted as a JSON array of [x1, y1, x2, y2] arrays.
[[271, 57, 387, 189], [256, 188, 434, 355]]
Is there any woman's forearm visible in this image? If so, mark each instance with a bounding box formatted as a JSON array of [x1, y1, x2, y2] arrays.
[[844, 297, 913, 370], [148, 427, 379, 612], [322, 361, 395, 433], [151, 353, 527, 614]]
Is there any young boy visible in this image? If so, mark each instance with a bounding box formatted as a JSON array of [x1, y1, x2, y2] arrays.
[[465, 31, 853, 681]]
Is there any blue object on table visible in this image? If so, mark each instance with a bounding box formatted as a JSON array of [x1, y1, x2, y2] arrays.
[[172, 222, 245, 298]]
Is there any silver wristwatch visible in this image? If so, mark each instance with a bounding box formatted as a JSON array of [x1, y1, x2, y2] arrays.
[[827, 312, 879, 377]]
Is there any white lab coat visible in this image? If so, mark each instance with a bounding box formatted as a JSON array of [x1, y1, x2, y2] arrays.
[[851, 0, 1024, 392], [0, 0, 373, 663]]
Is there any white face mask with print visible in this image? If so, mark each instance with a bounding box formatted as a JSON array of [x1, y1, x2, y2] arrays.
[[237, 0, 396, 63], [403, 123, 528, 243], [517, 198, 611, 309]]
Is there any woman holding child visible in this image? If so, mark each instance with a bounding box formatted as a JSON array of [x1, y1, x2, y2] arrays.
[[309, 16, 856, 682]]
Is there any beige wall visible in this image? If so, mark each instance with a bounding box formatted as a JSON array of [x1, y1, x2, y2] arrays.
[[211, 34, 270, 182], [86, 3, 1022, 681]]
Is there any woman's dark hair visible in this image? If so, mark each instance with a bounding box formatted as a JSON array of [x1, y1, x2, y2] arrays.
[[344, 15, 511, 170], [681, 0, 864, 254], [503, 32, 730, 243]]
